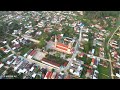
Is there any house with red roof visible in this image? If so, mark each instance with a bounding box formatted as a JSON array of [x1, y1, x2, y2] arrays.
[[44, 71, 52, 79], [54, 35, 74, 54], [91, 58, 95, 66]]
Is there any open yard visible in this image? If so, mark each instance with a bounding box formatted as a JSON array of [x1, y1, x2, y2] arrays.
[[98, 65, 111, 79], [33, 51, 46, 61], [45, 54, 68, 66], [19, 46, 31, 56]]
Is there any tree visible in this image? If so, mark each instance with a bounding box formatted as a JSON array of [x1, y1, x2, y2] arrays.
[[35, 75, 40, 79], [61, 71, 64, 73], [0, 50, 6, 59], [67, 69, 70, 74], [52, 68, 55, 72], [38, 39, 46, 49], [83, 43, 89, 53], [31, 44, 37, 49], [62, 26, 75, 37]]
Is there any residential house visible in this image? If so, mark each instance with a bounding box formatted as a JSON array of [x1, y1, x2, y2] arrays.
[[0, 62, 4, 69], [32, 73, 36, 78]]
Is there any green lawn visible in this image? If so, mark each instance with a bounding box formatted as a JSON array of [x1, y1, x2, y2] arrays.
[[98, 74, 110, 79], [45, 54, 68, 65], [37, 33, 48, 49], [19, 46, 31, 56], [54, 52, 61, 58], [94, 47, 99, 56], [34, 68, 39, 73], [66, 54, 72, 59], [98, 65, 111, 79]]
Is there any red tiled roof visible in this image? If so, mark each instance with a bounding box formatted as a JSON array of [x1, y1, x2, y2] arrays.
[[45, 72, 51, 78], [42, 58, 61, 67], [92, 58, 95, 64], [63, 62, 68, 66], [49, 72, 53, 79], [65, 75, 70, 79], [78, 53, 84, 57], [114, 54, 118, 57], [56, 43, 68, 48], [87, 69, 92, 73], [29, 50, 36, 56], [56, 45, 68, 51]]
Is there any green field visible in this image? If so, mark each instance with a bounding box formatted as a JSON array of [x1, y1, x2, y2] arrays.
[[98, 65, 111, 79], [19, 46, 30, 56]]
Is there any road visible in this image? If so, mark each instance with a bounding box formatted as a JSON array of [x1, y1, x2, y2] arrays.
[[83, 52, 111, 62], [6, 33, 40, 44], [6, 32, 19, 38], [107, 26, 120, 45], [21, 35, 40, 44], [64, 27, 82, 73], [5, 44, 16, 54], [107, 26, 120, 79]]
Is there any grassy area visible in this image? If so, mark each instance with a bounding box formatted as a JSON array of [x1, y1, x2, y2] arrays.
[[94, 47, 99, 56], [66, 54, 72, 58], [98, 74, 110, 79], [19, 46, 31, 56], [34, 67, 39, 73], [85, 58, 92, 65], [98, 65, 111, 79], [37, 33, 48, 49], [45, 54, 68, 65], [104, 36, 109, 59], [72, 15, 83, 21], [54, 52, 61, 58]]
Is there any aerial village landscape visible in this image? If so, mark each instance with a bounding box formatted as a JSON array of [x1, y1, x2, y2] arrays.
[[0, 11, 120, 79]]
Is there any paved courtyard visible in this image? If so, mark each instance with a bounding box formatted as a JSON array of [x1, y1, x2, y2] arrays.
[[33, 50, 46, 61], [46, 41, 55, 50]]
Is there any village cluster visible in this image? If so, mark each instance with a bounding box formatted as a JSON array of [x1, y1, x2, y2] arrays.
[[0, 11, 120, 79]]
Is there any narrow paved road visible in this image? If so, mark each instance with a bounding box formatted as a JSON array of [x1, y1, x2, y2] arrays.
[[107, 26, 120, 45], [6, 32, 40, 44], [21, 35, 40, 44], [107, 26, 120, 79], [83, 52, 111, 62], [64, 27, 82, 73], [5, 44, 16, 54]]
